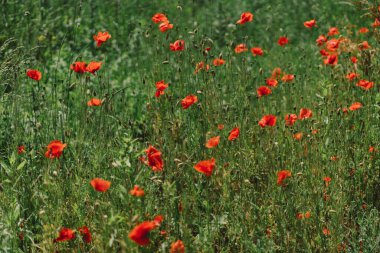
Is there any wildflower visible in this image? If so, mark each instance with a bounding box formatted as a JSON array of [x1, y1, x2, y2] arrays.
[[305, 211, 311, 218], [326, 38, 340, 51], [70, 62, 87, 73], [304, 19, 316, 28], [181, 95, 198, 109], [349, 102, 362, 111], [271, 67, 282, 79], [323, 177, 331, 187], [228, 127, 240, 141], [327, 27, 339, 36], [356, 79, 374, 90], [155, 80, 169, 98], [266, 78, 278, 87], [345, 72, 358, 81], [257, 86, 272, 98], [281, 74, 294, 82], [26, 69, 42, 81], [323, 227, 331, 236], [277, 170, 291, 186], [152, 13, 168, 23], [324, 54, 338, 65], [251, 47, 263, 56], [145, 145, 164, 172], [54, 228, 75, 243], [17, 145, 25, 154], [259, 115, 277, 128], [299, 108, 313, 119], [351, 56, 358, 64], [358, 41, 370, 50], [285, 114, 297, 126], [45, 140, 66, 159], [236, 12, 253, 25], [235, 44, 248, 53], [87, 98, 102, 106], [372, 18, 380, 28], [86, 61, 102, 74], [93, 31, 111, 47], [130, 185, 145, 197], [90, 178, 111, 192], [170, 40, 185, 51], [278, 36, 289, 46], [213, 58, 226, 66], [316, 35, 327, 46], [194, 158, 216, 176], [293, 132, 303, 140], [217, 124, 225, 130], [195, 61, 210, 74], [170, 240, 185, 253], [205, 136, 220, 149], [358, 27, 369, 34], [78, 226, 92, 244], [159, 22, 173, 32], [129, 221, 158, 246]]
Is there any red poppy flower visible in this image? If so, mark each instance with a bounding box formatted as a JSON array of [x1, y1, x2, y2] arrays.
[[90, 178, 111, 192], [17, 145, 25, 154], [93, 31, 111, 47], [152, 13, 168, 23], [234, 44, 248, 53], [87, 98, 102, 106], [195, 61, 210, 74], [259, 115, 277, 128], [145, 145, 164, 172], [170, 240, 185, 253], [305, 211, 311, 219], [285, 114, 297, 126], [70, 62, 87, 73], [372, 18, 380, 28], [128, 221, 157, 246], [277, 36, 289, 46], [323, 177, 331, 187], [181, 95, 198, 109], [349, 102, 362, 111], [359, 27, 369, 34], [257, 86, 272, 98], [296, 213, 304, 219], [78, 226, 92, 244], [271, 68, 282, 79], [277, 170, 291, 186], [304, 19, 316, 28], [155, 80, 169, 98], [266, 78, 278, 87], [45, 140, 67, 159], [327, 27, 339, 36], [130, 185, 145, 197], [236, 12, 253, 25], [358, 41, 370, 50], [356, 79, 374, 90], [326, 38, 340, 52], [251, 47, 263, 56], [316, 35, 327, 46], [26, 69, 42, 81], [351, 56, 358, 64], [228, 127, 240, 141], [299, 108, 313, 119], [205, 136, 220, 149], [346, 72, 358, 81], [54, 227, 76, 243], [324, 54, 338, 65], [323, 227, 331, 235], [170, 40, 185, 51], [319, 49, 329, 57], [194, 158, 216, 176], [213, 58, 226, 66], [86, 61, 102, 74], [369, 146, 376, 153], [159, 22, 173, 32], [293, 132, 303, 140], [281, 74, 294, 82], [217, 124, 225, 130]]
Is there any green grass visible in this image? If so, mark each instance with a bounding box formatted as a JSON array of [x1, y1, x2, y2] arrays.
[[0, 0, 379, 252]]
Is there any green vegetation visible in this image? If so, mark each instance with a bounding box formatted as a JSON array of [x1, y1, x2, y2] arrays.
[[0, 0, 379, 252]]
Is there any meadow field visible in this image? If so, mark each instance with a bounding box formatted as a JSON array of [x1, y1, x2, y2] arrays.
[[0, 0, 379, 252]]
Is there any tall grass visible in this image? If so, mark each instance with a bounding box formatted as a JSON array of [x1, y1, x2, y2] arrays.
[[0, 0, 379, 252]]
